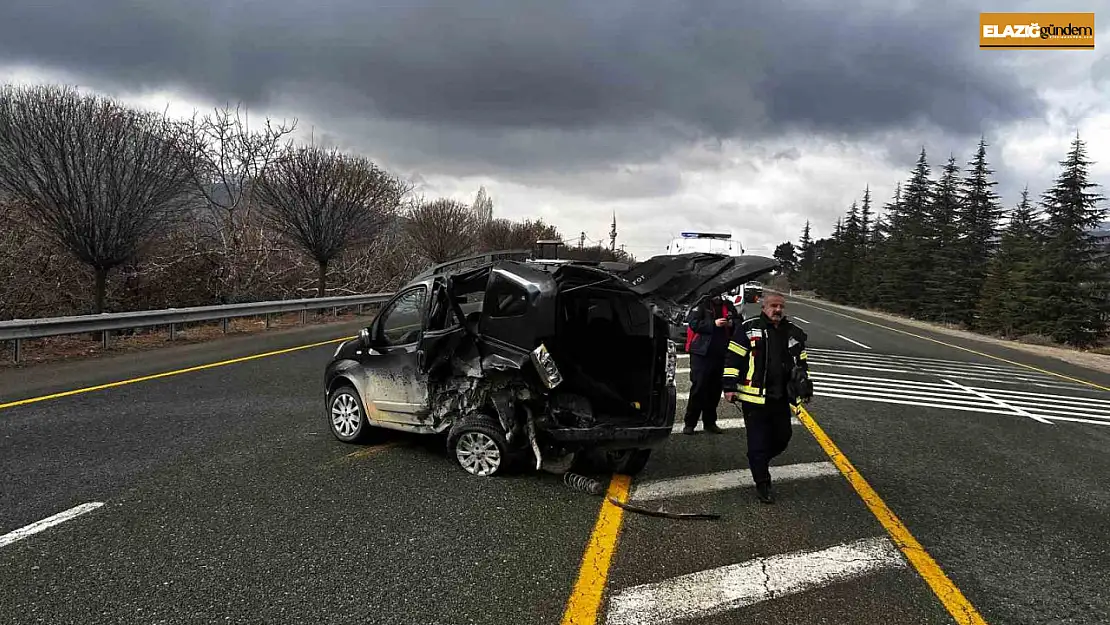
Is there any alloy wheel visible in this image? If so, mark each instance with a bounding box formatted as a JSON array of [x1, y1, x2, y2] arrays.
[[455, 431, 503, 476], [331, 392, 362, 438]]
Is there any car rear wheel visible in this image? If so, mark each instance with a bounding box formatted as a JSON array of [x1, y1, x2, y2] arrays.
[[448, 416, 511, 477], [606, 448, 652, 476], [328, 385, 371, 444]]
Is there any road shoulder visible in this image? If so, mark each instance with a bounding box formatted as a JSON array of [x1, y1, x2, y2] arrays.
[[0, 318, 369, 405], [786, 294, 1110, 386]]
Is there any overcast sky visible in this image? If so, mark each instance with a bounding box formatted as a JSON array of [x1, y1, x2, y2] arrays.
[[1, 0, 1108, 257]]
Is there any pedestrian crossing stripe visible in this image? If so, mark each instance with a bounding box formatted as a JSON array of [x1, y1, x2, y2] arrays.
[[676, 348, 1110, 427], [806, 347, 1089, 390], [809, 371, 1110, 427]]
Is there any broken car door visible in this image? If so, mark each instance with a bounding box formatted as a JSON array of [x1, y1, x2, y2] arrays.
[[361, 284, 433, 424]]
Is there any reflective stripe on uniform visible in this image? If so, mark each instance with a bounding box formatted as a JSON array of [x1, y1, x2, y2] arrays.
[[740, 391, 765, 405], [799, 350, 808, 360], [723, 367, 740, 377], [728, 341, 748, 356]]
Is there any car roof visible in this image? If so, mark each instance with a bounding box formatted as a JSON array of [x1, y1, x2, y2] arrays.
[[405, 250, 627, 288]]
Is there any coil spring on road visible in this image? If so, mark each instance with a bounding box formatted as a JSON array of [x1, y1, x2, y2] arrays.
[[563, 472, 605, 496]]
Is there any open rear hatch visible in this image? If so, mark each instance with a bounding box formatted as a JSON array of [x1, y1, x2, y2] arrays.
[[618, 253, 780, 322]]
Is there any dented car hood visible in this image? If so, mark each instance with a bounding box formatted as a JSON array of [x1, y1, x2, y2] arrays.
[[618, 253, 780, 321]]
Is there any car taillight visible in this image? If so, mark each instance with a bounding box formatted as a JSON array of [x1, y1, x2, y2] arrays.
[[530, 343, 564, 389], [665, 340, 677, 386]]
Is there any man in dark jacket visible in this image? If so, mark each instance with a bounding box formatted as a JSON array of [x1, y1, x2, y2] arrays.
[[683, 294, 740, 435], [722, 292, 812, 503]]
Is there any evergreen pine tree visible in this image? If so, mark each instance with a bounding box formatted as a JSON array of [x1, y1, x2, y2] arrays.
[[843, 201, 862, 303], [820, 219, 849, 302], [978, 187, 1043, 337], [871, 212, 887, 246], [957, 137, 1004, 328], [773, 241, 798, 279], [881, 149, 933, 317], [872, 184, 902, 311], [860, 186, 873, 242], [923, 155, 964, 323], [1035, 133, 1109, 346], [810, 237, 833, 298], [878, 183, 899, 247], [798, 220, 816, 290], [857, 186, 876, 305]]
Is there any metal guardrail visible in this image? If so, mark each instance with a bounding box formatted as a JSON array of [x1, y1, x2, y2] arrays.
[[0, 246, 651, 363], [0, 293, 395, 363]]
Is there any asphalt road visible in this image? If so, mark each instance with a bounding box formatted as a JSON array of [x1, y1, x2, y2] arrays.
[[2, 297, 1109, 624]]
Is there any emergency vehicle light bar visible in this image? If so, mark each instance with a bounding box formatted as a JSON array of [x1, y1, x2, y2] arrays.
[[680, 232, 732, 239]]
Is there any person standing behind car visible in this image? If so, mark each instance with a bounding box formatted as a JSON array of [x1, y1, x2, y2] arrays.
[[682, 293, 740, 435], [722, 292, 812, 504]]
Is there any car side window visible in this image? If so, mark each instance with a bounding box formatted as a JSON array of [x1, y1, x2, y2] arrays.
[[489, 282, 527, 317], [378, 287, 427, 346]]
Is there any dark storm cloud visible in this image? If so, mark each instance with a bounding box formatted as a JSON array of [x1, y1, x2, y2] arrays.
[[0, 0, 1042, 145]]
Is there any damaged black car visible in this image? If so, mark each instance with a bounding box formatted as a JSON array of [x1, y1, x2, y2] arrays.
[[323, 251, 778, 477]]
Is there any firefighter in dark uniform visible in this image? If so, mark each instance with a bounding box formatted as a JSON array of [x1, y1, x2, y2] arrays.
[[722, 292, 813, 503], [682, 293, 740, 435]]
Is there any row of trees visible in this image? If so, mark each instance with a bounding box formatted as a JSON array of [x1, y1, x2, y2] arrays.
[[0, 84, 625, 320], [778, 134, 1108, 348]]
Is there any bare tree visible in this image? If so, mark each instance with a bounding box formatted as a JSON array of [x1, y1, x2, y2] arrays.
[[0, 84, 194, 313], [325, 222, 424, 295], [405, 198, 482, 264], [255, 145, 408, 296], [177, 103, 297, 302], [479, 217, 560, 251], [470, 185, 494, 224], [561, 244, 635, 263]]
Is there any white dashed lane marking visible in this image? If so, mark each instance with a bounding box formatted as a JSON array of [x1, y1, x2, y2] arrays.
[[0, 502, 104, 549], [836, 334, 872, 350]]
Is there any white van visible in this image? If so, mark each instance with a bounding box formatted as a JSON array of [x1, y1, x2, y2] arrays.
[[665, 232, 744, 256]]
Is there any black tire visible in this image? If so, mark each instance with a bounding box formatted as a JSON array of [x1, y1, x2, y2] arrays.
[[327, 384, 372, 444], [607, 448, 652, 476], [447, 415, 513, 477]]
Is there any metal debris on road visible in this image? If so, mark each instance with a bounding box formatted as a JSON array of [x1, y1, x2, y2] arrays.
[[562, 471, 721, 520], [563, 471, 606, 495], [607, 497, 721, 521]]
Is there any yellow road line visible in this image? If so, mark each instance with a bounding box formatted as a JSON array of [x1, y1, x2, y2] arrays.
[[794, 299, 1110, 392], [560, 473, 632, 625], [0, 336, 353, 411], [796, 405, 988, 625]]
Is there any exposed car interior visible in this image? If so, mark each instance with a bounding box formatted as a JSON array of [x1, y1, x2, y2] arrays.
[[545, 273, 661, 421]]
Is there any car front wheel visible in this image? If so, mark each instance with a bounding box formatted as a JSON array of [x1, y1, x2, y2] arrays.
[[328, 385, 371, 444]]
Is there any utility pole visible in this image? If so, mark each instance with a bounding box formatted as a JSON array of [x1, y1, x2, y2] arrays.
[[579, 231, 585, 248]]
